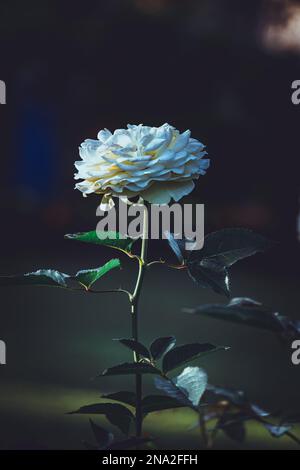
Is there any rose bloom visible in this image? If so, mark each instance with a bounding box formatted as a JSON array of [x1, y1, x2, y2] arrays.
[[74, 123, 209, 205]]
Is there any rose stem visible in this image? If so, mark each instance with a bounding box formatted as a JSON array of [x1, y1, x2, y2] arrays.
[[130, 201, 148, 438]]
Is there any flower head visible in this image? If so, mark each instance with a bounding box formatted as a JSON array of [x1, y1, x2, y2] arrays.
[[75, 123, 209, 205]]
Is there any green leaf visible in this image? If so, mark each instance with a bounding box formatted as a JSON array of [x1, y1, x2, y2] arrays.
[[162, 342, 226, 373], [74, 259, 121, 290], [187, 228, 274, 297], [141, 395, 185, 415], [101, 391, 136, 407], [69, 403, 134, 435], [100, 362, 161, 377], [186, 297, 287, 333], [65, 230, 136, 254], [115, 338, 151, 359], [150, 336, 176, 360], [155, 366, 207, 407], [0, 269, 70, 288], [89, 419, 114, 449]]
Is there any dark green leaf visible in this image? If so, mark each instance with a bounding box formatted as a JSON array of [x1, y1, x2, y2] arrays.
[[187, 259, 230, 297], [164, 231, 185, 263], [154, 376, 193, 408], [186, 297, 286, 333], [0, 269, 69, 288], [69, 403, 134, 435], [162, 342, 226, 373], [189, 228, 274, 268], [115, 338, 150, 359], [205, 384, 271, 422], [187, 229, 274, 297], [65, 230, 136, 254], [205, 384, 247, 407], [74, 259, 121, 290], [101, 391, 136, 407], [141, 395, 184, 415], [100, 362, 161, 377], [155, 366, 207, 408], [150, 336, 176, 360], [89, 419, 114, 449]]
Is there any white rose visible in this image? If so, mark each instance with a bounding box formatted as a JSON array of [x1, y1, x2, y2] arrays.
[[74, 123, 209, 204]]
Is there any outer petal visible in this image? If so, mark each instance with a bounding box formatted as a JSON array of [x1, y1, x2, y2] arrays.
[[141, 180, 195, 204]]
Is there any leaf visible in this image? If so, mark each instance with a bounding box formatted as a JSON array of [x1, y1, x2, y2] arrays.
[[100, 362, 161, 377], [155, 366, 207, 408], [175, 366, 207, 406], [205, 384, 271, 423], [276, 316, 300, 341], [162, 342, 226, 373], [187, 259, 230, 297], [89, 419, 114, 449], [141, 395, 185, 415], [205, 384, 247, 407], [0, 269, 70, 288], [250, 403, 270, 418], [150, 336, 176, 360], [189, 228, 274, 268], [264, 423, 292, 438], [69, 403, 134, 435], [154, 376, 193, 408], [101, 391, 136, 407], [186, 297, 288, 334], [186, 228, 274, 297], [115, 339, 151, 359], [74, 259, 121, 290], [65, 230, 136, 254], [164, 231, 185, 264]]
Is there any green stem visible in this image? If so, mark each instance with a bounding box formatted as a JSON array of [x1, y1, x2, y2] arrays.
[[131, 202, 148, 438]]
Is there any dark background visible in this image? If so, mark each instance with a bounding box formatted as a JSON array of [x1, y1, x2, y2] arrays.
[[0, 0, 300, 449]]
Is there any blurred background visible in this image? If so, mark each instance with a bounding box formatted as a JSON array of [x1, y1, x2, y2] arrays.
[[1, 0, 300, 449]]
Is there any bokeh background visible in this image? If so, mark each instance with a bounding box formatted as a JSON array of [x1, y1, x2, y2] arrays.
[[1, 0, 300, 449]]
